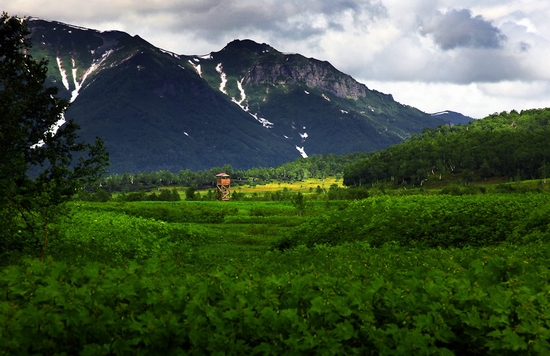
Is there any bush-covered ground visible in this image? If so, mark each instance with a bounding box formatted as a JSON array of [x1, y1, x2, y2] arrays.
[[2, 190, 550, 354]]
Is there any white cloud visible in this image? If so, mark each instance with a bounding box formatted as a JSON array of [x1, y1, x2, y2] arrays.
[[365, 80, 550, 118]]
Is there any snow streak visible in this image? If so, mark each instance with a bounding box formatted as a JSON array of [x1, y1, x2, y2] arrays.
[[56, 57, 70, 90], [159, 48, 180, 59], [229, 77, 274, 129], [188, 60, 202, 77], [215, 63, 228, 94], [38, 49, 114, 148], [69, 49, 113, 103], [234, 78, 246, 105], [296, 146, 308, 158]]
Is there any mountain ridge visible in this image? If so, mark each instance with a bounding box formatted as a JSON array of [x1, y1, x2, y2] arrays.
[[27, 17, 472, 173]]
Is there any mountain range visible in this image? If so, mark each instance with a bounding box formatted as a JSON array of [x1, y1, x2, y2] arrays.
[[27, 18, 473, 174]]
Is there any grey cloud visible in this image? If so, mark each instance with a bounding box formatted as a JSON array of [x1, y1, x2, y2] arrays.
[[517, 41, 531, 53], [161, 0, 386, 41], [353, 42, 531, 85], [420, 9, 506, 50]]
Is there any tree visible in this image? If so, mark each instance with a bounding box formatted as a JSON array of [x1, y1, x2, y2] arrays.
[[0, 13, 109, 262], [479, 160, 492, 181], [185, 185, 198, 201], [290, 192, 307, 216], [539, 160, 549, 184]]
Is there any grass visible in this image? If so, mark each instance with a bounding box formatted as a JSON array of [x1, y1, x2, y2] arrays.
[[201, 177, 343, 196]]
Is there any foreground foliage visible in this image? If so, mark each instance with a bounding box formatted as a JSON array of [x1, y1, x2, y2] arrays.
[[2, 242, 550, 355], [2, 192, 550, 354]]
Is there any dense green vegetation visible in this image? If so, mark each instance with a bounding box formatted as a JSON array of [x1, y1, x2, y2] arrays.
[[2, 191, 550, 354], [284, 194, 550, 249], [96, 152, 371, 192], [3, 107, 550, 354], [95, 108, 550, 195], [344, 108, 550, 187]]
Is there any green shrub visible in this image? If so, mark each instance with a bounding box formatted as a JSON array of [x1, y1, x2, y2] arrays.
[[287, 194, 550, 249], [49, 206, 206, 265], [2, 242, 550, 355]]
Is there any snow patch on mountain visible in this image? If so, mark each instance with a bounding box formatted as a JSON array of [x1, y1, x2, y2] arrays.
[[31, 113, 66, 149], [249, 112, 274, 128], [234, 78, 246, 105], [188, 60, 202, 77], [296, 146, 308, 158], [223, 77, 273, 129], [63, 22, 91, 32], [215, 63, 228, 94], [56, 57, 70, 90], [159, 48, 180, 59], [71, 49, 113, 102]]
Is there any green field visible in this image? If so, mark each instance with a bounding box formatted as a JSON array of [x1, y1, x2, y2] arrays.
[[229, 177, 343, 194], [2, 186, 550, 355]]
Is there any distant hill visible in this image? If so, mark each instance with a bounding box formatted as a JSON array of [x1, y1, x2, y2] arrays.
[[430, 111, 474, 125], [344, 108, 550, 187], [28, 18, 468, 174]]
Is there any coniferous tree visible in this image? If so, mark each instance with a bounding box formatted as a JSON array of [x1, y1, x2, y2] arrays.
[[0, 13, 109, 261]]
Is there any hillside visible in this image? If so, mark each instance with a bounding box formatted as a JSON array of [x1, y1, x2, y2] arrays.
[[28, 18, 470, 173], [343, 108, 550, 187]]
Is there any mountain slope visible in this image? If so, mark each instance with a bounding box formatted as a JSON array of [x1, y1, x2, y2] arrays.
[[431, 110, 475, 125], [28, 18, 459, 173], [343, 108, 550, 187]]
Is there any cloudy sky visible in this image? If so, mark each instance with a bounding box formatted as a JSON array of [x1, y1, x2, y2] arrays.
[[6, 0, 550, 118]]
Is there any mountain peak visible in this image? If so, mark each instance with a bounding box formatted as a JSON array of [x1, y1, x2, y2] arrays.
[[223, 39, 274, 54]]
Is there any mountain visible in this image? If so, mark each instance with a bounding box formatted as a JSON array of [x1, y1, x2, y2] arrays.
[[430, 111, 474, 125], [28, 18, 463, 174]]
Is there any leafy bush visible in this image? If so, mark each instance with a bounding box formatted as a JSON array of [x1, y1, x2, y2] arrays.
[[49, 206, 206, 265], [2, 242, 550, 354], [82, 201, 237, 224], [283, 194, 550, 249]]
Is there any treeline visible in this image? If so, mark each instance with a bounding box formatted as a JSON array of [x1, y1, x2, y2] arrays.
[[97, 152, 371, 192], [344, 108, 550, 186]]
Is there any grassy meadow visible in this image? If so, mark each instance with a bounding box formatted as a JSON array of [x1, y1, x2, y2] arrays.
[[2, 178, 550, 354], [214, 176, 343, 194]]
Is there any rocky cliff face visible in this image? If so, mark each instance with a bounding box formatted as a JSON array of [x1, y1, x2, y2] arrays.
[[246, 59, 369, 99], [210, 39, 370, 99]]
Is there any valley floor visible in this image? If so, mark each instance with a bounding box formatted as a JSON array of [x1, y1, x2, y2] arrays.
[[2, 186, 550, 354]]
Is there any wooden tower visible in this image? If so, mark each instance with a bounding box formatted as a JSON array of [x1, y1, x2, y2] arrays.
[[216, 173, 231, 201]]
